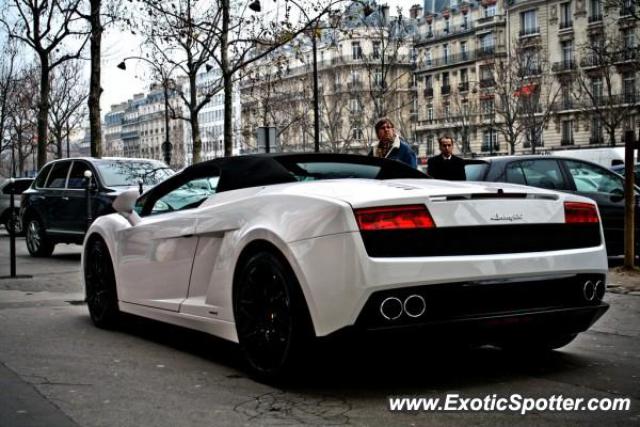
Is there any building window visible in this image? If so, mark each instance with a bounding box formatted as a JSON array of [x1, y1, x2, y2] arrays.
[[373, 41, 381, 60], [351, 127, 363, 140], [427, 105, 434, 122], [462, 14, 469, 30], [349, 97, 361, 113], [444, 17, 450, 33], [481, 98, 495, 114], [479, 33, 495, 54], [623, 73, 636, 103], [485, 4, 496, 17], [561, 120, 574, 145], [426, 49, 433, 67], [561, 40, 574, 66], [426, 135, 434, 155], [591, 117, 603, 143], [460, 41, 468, 59], [441, 72, 450, 94], [589, 0, 602, 21], [591, 77, 603, 104], [482, 129, 498, 152], [520, 10, 539, 36], [352, 41, 362, 60], [443, 44, 449, 64], [560, 2, 572, 28]]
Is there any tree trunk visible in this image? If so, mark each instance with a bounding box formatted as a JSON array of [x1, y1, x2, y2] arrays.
[[37, 54, 50, 170], [608, 128, 616, 147], [623, 130, 636, 269], [222, 0, 232, 157], [89, 0, 103, 158], [190, 73, 202, 164]]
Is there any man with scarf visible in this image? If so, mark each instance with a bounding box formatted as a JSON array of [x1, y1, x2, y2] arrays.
[[369, 117, 417, 168]]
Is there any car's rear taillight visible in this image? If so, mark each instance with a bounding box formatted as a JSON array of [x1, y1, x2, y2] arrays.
[[564, 202, 599, 223], [354, 205, 435, 231]]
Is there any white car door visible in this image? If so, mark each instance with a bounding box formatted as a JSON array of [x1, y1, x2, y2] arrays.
[[115, 210, 199, 311]]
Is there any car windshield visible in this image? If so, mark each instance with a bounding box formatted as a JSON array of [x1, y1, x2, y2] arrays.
[[465, 163, 489, 181], [94, 160, 174, 187]]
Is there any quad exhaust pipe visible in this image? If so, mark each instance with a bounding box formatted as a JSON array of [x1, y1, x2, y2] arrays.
[[380, 294, 426, 320]]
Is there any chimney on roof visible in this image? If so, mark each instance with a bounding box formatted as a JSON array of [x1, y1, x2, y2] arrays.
[[410, 4, 423, 19], [381, 4, 389, 25]]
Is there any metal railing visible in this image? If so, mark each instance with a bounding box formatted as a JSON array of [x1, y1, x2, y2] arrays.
[[559, 20, 573, 30], [519, 27, 540, 37], [552, 60, 576, 72]]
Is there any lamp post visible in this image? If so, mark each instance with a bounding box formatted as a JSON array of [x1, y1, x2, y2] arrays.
[[117, 57, 176, 166]]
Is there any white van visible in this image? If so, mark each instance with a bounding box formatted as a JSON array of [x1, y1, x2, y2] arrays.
[[550, 147, 635, 168]]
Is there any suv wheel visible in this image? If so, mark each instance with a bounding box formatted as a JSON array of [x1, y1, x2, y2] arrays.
[[25, 217, 54, 257]]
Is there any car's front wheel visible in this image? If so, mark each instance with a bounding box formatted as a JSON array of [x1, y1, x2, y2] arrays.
[[233, 251, 312, 381], [84, 237, 120, 328], [25, 217, 54, 257]]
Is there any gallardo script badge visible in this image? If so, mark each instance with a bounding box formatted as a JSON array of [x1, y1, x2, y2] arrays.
[[490, 213, 524, 222]]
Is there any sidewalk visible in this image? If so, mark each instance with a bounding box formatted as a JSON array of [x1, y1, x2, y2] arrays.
[[607, 266, 640, 295]]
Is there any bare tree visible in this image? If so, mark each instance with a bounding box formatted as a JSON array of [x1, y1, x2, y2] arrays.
[[4, 67, 40, 176], [1, 0, 88, 169], [575, 28, 637, 146], [75, 0, 123, 158], [490, 41, 559, 154], [0, 38, 19, 174], [48, 60, 88, 159]]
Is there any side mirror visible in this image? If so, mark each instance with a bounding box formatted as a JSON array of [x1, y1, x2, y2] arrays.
[[113, 188, 141, 225]]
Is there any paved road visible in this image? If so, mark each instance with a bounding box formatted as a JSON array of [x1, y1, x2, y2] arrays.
[[0, 233, 639, 426]]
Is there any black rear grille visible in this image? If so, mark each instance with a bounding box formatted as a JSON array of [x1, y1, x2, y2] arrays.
[[356, 274, 605, 330], [360, 223, 601, 257]]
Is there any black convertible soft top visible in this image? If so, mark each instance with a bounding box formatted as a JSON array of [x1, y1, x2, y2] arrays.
[[138, 153, 427, 216]]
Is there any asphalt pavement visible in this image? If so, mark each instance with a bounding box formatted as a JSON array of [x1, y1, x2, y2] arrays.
[[1, 232, 639, 426]]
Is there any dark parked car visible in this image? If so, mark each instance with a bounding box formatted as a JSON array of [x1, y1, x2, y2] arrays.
[[611, 163, 640, 182], [1, 177, 34, 234], [465, 155, 639, 258], [21, 157, 173, 257]]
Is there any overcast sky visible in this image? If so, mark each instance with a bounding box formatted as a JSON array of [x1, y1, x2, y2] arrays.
[[100, 0, 413, 113]]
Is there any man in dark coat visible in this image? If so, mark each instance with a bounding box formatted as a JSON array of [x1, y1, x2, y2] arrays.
[[427, 135, 466, 180], [369, 118, 417, 168]]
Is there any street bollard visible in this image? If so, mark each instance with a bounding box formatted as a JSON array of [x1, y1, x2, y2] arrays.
[[9, 178, 16, 277], [84, 170, 93, 232]]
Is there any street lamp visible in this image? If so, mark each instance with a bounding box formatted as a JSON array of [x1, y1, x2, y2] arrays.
[[117, 57, 176, 167]]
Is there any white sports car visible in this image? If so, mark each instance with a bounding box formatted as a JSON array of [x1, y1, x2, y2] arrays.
[[82, 153, 609, 379]]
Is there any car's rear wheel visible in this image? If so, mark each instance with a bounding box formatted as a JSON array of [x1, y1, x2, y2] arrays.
[[499, 333, 577, 352], [25, 217, 54, 257], [233, 251, 312, 381], [84, 237, 120, 328]]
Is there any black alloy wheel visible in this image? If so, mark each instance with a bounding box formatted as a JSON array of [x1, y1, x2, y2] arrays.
[[84, 237, 120, 328], [234, 251, 311, 380], [25, 217, 54, 257]]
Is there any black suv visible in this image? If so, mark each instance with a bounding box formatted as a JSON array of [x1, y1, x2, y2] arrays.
[[21, 157, 172, 257]]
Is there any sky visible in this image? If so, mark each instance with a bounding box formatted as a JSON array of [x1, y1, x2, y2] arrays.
[[99, 0, 413, 114]]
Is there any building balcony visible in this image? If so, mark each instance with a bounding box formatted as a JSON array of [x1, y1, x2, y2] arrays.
[[614, 48, 638, 64], [479, 78, 495, 88], [588, 14, 603, 23], [441, 85, 451, 95], [414, 22, 475, 45], [347, 81, 363, 91], [475, 14, 506, 28], [458, 81, 470, 92], [580, 55, 605, 69], [620, 5, 636, 17], [552, 60, 576, 73], [517, 66, 543, 77], [559, 20, 573, 30], [424, 87, 434, 97], [553, 99, 577, 111], [519, 27, 540, 38]]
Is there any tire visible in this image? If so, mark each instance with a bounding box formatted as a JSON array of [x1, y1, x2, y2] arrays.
[[233, 251, 312, 381], [25, 217, 54, 257], [84, 237, 120, 328], [499, 333, 578, 352]]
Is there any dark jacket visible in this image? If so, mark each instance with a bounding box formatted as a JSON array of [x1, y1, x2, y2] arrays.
[[427, 154, 466, 180], [369, 138, 417, 168]]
